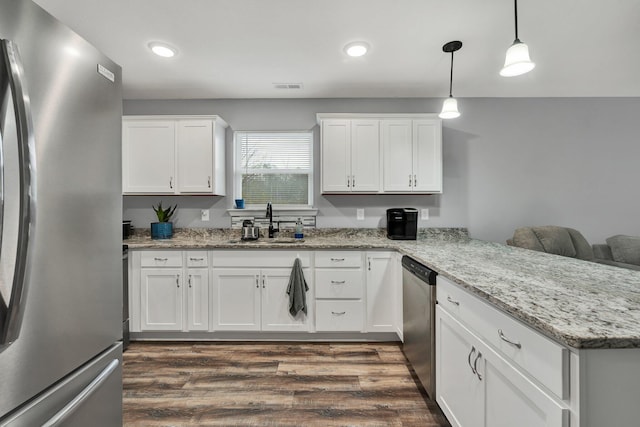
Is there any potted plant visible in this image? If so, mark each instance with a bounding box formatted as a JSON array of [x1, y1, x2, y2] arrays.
[[151, 202, 177, 239]]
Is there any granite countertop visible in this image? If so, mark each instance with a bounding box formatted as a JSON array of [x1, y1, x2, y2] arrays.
[[125, 228, 640, 350]]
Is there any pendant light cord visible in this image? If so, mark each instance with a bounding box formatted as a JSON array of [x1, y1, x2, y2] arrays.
[[514, 0, 520, 42], [449, 51, 454, 97]]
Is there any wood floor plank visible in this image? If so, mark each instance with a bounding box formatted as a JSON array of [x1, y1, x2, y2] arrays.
[[123, 341, 451, 427]]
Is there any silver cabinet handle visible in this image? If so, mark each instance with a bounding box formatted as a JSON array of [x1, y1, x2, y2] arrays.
[[368, 258, 371, 271], [262, 276, 266, 289], [330, 258, 345, 262], [414, 175, 417, 187], [473, 352, 483, 381], [352, 175, 356, 187], [331, 311, 346, 316], [0, 40, 37, 350], [498, 329, 522, 349], [408, 174, 412, 187], [42, 359, 120, 427], [188, 275, 192, 288], [255, 276, 259, 288], [154, 257, 168, 261], [189, 257, 204, 261], [468, 346, 477, 374], [169, 176, 173, 189], [330, 280, 346, 284], [207, 176, 211, 188], [346, 176, 350, 188], [447, 296, 460, 306], [176, 274, 180, 287]]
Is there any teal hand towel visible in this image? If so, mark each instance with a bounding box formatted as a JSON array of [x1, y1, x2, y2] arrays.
[[287, 258, 309, 316]]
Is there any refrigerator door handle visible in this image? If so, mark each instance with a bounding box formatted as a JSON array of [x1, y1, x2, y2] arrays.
[[0, 39, 37, 351], [41, 359, 120, 427]]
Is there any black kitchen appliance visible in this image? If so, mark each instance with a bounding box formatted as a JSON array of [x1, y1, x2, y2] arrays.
[[386, 208, 418, 240]]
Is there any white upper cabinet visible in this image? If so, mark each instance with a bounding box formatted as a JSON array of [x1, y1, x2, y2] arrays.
[[320, 118, 380, 193], [123, 120, 176, 193], [382, 118, 442, 193], [122, 115, 227, 195], [318, 113, 442, 194]]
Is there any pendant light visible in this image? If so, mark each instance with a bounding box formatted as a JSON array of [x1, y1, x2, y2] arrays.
[[439, 40, 462, 120], [500, 0, 535, 77]]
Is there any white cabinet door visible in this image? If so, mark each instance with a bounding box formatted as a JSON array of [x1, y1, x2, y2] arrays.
[[381, 119, 413, 192], [365, 252, 395, 332], [482, 343, 569, 427], [350, 120, 380, 192], [321, 119, 351, 192], [186, 268, 209, 331], [177, 120, 213, 193], [123, 120, 175, 193], [140, 268, 183, 331], [436, 307, 484, 427], [261, 268, 311, 332], [412, 119, 442, 193], [211, 269, 261, 331]]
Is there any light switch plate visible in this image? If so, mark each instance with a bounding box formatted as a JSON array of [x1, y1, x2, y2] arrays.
[[421, 208, 429, 220], [356, 208, 365, 221], [201, 209, 210, 221]]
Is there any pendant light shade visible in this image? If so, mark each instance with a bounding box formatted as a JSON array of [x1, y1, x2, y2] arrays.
[[501, 0, 535, 77], [500, 40, 535, 76], [439, 97, 460, 119], [439, 40, 462, 120]]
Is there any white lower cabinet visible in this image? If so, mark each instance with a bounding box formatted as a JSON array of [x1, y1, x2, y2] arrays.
[[437, 278, 570, 427], [136, 250, 209, 332], [210, 251, 313, 332], [210, 267, 311, 332], [365, 252, 396, 332], [140, 268, 183, 331]]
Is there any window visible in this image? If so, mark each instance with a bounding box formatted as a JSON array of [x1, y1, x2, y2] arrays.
[[234, 131, 313, 206]]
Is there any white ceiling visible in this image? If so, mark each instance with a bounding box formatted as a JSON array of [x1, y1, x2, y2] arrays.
[[34, 0, 640, 100]]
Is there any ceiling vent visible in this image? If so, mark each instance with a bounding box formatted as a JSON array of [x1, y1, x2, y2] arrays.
[[273, 83, 303, 89]]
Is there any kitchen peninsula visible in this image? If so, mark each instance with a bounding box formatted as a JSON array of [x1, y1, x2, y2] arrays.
[[126, 228, 640, 427]]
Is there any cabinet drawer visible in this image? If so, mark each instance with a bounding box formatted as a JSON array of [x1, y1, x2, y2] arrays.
[[437, 276, 568, 399], [140, 251, 183, 267], [316, 300, 364, 331], [186, 251, 208, 267], [315, 269, 363, 299], [315, 251, 362, 268]]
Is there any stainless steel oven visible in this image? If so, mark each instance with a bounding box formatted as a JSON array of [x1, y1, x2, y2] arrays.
[[402, 255, 437, 398]]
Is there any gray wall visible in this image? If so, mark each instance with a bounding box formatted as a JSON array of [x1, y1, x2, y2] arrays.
[[123, 97, 640, 244]]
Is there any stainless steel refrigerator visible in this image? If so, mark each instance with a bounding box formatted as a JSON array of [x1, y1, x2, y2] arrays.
[[0, 0, 123, 425]]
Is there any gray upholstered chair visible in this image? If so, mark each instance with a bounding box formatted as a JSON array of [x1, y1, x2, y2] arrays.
[[592, 235, 640, 271], [506, 226, 595, 261]]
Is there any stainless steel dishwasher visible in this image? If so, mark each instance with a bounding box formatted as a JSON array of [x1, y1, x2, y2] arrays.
[[402, 255, 437, 398]]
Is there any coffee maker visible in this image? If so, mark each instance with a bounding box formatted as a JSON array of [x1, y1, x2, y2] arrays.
[[386, 208, 418, 240]]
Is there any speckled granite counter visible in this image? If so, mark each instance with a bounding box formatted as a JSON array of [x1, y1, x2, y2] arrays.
[[125, 228, 640, 349]]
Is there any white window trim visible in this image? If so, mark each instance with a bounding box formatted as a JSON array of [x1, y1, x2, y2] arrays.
[[233, 130, 314, 208]]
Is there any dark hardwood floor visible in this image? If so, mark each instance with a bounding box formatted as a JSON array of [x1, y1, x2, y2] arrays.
[[123, 341, 451, 427]]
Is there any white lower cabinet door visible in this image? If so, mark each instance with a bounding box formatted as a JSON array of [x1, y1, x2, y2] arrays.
[[211, 269, 261, 331], [140, 268, 183, 331], [261, 268, 311, 332], [186, 268, 209, 331], [366, 252, 395, 332], [482, 343, 569, 427], [436, 307, 484, 427]]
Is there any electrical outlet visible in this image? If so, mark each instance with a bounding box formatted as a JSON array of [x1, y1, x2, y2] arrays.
[[421, 208, 429, 220], [356, 208, 365, 221], [201, 209, 210, 221]]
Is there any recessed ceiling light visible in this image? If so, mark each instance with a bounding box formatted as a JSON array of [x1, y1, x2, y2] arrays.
[[148, 42, 177, 58], [344, 42, 369, 57]]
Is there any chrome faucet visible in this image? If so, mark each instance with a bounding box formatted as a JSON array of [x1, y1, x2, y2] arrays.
[[266, 202, 279, 238]]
